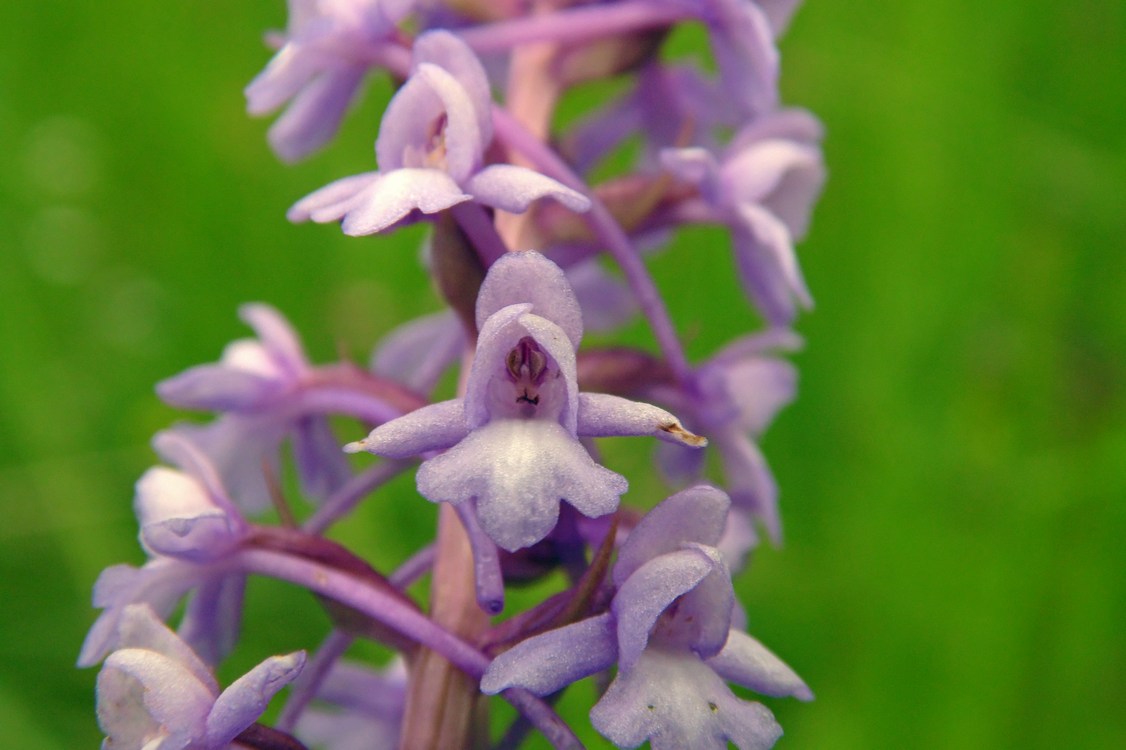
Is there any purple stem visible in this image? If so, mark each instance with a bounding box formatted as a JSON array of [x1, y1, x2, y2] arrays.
[[452, 201, 510, 266], [454, 500, 505, 615], [457, 1, 689, 54], [234, 548, 582, 749], [275, 628, 354, 732], [302, 459, 413, 535], [492, 108, 692, 385], [388, 544, 436, 589]]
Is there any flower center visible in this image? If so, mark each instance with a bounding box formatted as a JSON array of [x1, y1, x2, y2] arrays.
[[505, 336, 549, 410]]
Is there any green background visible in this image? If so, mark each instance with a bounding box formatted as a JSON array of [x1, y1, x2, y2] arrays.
[[2, 1, 1124, 748]]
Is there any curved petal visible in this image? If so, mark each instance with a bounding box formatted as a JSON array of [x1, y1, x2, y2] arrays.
[[114, 605, 218, 695], [612, 547, 718, 670], [707, 629, 813, 701], [417, 419, 627, 551], [730, 204, 811, 327], [464, 306, 578, 433], [411, 30, 493, 145], [475, 252, 583, 349], [567, 258, 638, 332], [724, 140, 824, 238], [480, 613, 618, 696], [577, 392, 706, 447], [344, 398, 467, 458], [615, 485, 731, 585], [268, 64, 367, 163], [341, 168, 471, 236], [239, 303, 309, 380], [466, 164, 590, 215], [155, 365, 284, 412], [370, 309, 464, 392], [590, 647, 782, 750], [205, 651, 306, 746], [713, 426, 781, 543], [98, 649, 214, 750], [135, 468, 243, 563], [287, 172, 379, 224]]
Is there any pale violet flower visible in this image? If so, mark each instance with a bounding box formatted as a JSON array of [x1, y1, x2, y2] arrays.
[[346, 251, 704, 551], [246, 0, 416, 161], [96, 604, 304, 750], [288, 30, 590, 236], [80, 432, 250, 668], [482, 486, 811, 749], [653, 330, 801, 543], [295, 658, 407, 750], [662, 109, 825, 326]]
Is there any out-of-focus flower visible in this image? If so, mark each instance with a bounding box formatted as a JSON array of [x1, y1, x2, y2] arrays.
[[96, 604, 304, 750], [662, 109, 825, 325], [295, 658, 407, 750], [288, 31, 590, 236], [246, 0, 417, 161], [653, 330, 800, 543], [482, 485, 811, 749], [347, 251, 703, 551], [80, 433, 251, 667]]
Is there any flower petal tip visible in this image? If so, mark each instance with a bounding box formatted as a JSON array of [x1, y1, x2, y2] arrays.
[[660, 421, 708, 448], [342, 440, 366, 454]]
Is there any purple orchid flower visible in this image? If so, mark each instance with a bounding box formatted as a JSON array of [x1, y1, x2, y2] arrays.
[[80, 432, 251, 668], [346, 250, 704, 552], [157, 303, 380, 513], [653, 330, 801, 544], [662, 109, 826, 326], [246, 0, 416, 162], [96, 604, 304, 750], [288, 30, 590, 236], [482, 485, 811, 750]]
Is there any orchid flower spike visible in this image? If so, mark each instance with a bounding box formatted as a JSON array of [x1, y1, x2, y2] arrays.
[[346, 250, 705, 552]]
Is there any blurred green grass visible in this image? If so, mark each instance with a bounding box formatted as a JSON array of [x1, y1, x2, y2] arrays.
[[1, 1, 1124, 748]]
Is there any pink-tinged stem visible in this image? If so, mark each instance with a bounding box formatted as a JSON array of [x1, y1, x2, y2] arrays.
[[492, 108, 693, 385], [457, 1, 689, 54]]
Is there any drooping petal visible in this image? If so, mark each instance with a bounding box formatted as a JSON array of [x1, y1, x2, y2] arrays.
[[577, 392, 706, 447], [344, 398, 467, 457], [707, 629, 813, 701], [466, 164, 591, 215], [705, 0, 779, 117], [416, 419, 627, 551], [474, 253, 584, 350], [661, 146, 722, 201], [730, 204, 810, 326], [590, 647, 783, 750], [614, 485, 730, 585], [712, 425, 781, 543], [268, 64, 367, 163], [480, 613, 618, 696], [177, 573, 246, 667], [205, 651, 306, 747], [721, 357, 797, 436], [293, 415, 351, 501], [567, 258, 638, 332], [340, 168, 472, 236], [612, 547, 718, 670]]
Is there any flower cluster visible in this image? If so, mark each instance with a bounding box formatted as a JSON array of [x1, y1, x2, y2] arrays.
[[82, 2, 825, 748]]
